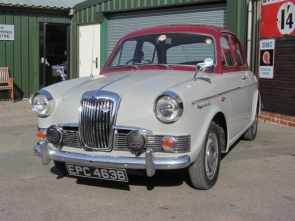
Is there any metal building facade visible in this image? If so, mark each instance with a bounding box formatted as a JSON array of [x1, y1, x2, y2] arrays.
[[71, 0, 258, 80], [1, 0, 260, 98], [0, 8, 71, 99]]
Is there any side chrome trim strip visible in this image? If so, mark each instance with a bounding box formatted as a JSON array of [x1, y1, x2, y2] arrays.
[[191, 87, 241, 105]]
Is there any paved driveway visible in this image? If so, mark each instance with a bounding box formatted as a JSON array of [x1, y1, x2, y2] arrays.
[[0, 100, 295, 221]]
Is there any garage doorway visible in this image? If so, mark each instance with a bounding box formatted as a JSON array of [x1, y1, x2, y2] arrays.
[[40, 23, 70, 87]]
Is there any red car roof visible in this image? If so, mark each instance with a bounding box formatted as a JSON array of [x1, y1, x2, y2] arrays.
[[121, 24, 232, 40], [101, 24, 244, 75]]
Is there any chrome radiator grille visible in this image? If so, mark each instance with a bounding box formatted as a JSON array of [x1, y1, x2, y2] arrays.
[[115, 132, 191, 153], [61, 130, 80, 148], [79, 99, 114, 150]]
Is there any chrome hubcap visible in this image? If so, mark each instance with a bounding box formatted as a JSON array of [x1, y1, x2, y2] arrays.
[[205, 132, 218, 179]]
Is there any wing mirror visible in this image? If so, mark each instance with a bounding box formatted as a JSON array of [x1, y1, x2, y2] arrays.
[[51, 65, 66, 81], [196, 62, 214, 73], [193, 58, 215, 81]]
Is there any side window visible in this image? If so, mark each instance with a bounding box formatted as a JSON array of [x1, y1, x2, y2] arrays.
[[230, 37, 246, 67], [110, 40, 137, 66], [220, 36, 235, 67], [142, 42, 158, 63]]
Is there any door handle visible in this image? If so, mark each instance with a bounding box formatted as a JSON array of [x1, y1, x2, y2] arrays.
[[93, 58, 98, 68]]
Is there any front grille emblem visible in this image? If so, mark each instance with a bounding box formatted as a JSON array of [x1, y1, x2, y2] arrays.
[[90, 96, 97, 102], [102, 106, 110, 113]]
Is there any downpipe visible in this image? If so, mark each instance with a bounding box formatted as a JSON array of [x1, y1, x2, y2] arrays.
[[247, 0, 253, 67]]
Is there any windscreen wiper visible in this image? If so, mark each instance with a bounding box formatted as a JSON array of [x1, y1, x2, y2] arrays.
[[144, 63, 170, 68]]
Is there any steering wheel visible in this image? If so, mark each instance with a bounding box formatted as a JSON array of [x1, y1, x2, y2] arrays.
[[125, 58, 153, 65]]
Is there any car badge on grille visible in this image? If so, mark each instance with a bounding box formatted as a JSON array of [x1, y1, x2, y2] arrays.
[[90, 96, 97, 102], [102, 106, 110, 113]]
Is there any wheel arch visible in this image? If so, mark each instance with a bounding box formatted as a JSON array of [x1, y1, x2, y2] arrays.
[[189, 105, 229, 162], [252, 89, 261, 121], [211, 112, 228, 153]]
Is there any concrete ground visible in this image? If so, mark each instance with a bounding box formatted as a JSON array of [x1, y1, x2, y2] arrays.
[[0, 100, 295, 221]]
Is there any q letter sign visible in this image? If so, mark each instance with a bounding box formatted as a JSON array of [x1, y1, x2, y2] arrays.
[[0, 24, 14, 40], [261, 0, 295, 38], [259, 39, 275, 79]]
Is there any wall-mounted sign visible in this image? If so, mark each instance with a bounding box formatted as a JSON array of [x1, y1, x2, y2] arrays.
[[0, 24, 14, 40], [261, 0, 295, 38], [259, 39, 275, 79]]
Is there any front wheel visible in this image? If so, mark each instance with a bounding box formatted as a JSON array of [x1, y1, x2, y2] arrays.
[[189, 122, 222, 190]]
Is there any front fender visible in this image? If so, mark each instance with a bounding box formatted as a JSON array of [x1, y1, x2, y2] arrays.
[[188, 98, 229, 163]]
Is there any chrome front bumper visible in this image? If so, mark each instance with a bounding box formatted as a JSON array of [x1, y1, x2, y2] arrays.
[[34, 141, 191, 177]]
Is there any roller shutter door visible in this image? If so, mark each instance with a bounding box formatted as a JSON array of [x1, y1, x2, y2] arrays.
[[107, 4, 227, 55]]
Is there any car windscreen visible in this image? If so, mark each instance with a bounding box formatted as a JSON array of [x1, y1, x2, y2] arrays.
[[107, 33, 216, 68]]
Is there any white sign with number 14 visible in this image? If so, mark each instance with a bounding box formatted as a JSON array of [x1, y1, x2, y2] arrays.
[[277, 1, 295, 35]]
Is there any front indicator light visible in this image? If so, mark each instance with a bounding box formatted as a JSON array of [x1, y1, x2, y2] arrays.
[[162, 136, 176, 152], [37, 130, 46, 140]]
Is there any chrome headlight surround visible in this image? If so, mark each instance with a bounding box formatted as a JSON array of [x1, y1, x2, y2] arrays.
[[154, 91, 183, 123], [29, 89, 55, 117]]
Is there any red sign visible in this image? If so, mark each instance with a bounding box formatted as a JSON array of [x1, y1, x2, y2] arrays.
[[261, 0, 295, 38]]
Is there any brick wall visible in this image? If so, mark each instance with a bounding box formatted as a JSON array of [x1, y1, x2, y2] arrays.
[[259, 111, 295, 128]]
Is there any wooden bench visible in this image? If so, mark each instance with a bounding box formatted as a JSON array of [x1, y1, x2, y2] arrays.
[[0, 67, 14, 102]]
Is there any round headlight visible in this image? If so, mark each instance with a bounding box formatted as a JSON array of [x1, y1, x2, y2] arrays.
[[155, 91, 183, 123], [31, 90, 54, 117]]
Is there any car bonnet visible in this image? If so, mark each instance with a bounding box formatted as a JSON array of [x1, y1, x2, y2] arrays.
[[62, 70, 194, 102]]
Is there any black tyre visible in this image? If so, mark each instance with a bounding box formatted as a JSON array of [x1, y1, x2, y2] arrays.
[[53, 161, 68, 175], [243, 108, 258, 141], [189, 122, 222, 190]]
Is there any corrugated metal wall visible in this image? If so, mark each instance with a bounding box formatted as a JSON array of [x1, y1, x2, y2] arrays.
[[107, 4, 227, 55], [74, 0, 224, 13], [0, 9, 71, 99]]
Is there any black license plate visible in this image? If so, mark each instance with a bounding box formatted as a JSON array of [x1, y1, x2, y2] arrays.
[[65, 163, 128, 182]]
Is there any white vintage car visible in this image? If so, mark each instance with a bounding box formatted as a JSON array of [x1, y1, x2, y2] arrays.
[[30, 25, 260, 190]]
